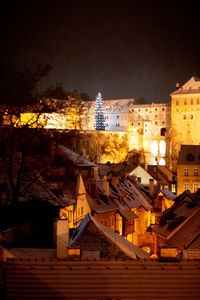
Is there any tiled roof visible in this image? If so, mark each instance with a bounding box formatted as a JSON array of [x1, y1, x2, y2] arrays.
[[70, 213, 148, 260], [86, 98, 135, 113], [171, 76, 200, 95], [86, 192, 117, 214], [98, 163, 136, 177], [5, 259, 200, 299], [152, 191, 200, 238], [86, 179, 139, 218], [161, 189, 176, 200], [57, 144, 96, 167], [177, 145, 200, 165], [166, 207, 200, 250], [116, 177, 152, 210]]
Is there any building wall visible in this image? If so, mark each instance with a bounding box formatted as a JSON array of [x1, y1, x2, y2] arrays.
[[86, 100, 171, 166], [171, 93, 200, 165], [177, 164, 200, 195]]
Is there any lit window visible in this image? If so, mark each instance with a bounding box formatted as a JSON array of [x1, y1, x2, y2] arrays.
[[159, 158, 165, 165], [194, 168, 199, 176], [183, 115, 186, 120], [184, 183, 189, 191], [155, 108, 157, 111], [171, 184, 176, 193], [191, 99, 193, 105], [190, 114, 193, 119], [162, 108, 165, 111], [176, 100, 179, 106], [159, 140, 166, 156], [155, 121, 157, 125], [151, 141, 158, 156], [184, 99, 187, 105], [197, 99, 199, 105], [184, 168, 189, 176]]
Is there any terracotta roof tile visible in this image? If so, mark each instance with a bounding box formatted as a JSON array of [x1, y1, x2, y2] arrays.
[[5, 259, 200, 299]]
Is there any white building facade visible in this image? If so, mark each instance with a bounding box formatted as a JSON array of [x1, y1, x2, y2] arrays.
[[85, 99, 171, 166]]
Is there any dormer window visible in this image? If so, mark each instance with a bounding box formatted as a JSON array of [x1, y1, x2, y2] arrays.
[[186, 153, 195, 162]]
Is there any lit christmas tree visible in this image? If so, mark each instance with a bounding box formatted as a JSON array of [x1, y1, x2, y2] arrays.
[[94, 92, 105, 130]]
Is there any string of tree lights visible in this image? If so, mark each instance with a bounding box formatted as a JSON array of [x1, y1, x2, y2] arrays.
[[94, 92, 105, 130]]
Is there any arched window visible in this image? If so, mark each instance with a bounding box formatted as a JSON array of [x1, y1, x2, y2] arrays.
[[159, 158, 166, 166], [151, 141, 158, 156], [159, 140, 166, 156]]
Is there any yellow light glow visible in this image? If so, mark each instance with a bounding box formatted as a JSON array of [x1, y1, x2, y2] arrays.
[[159, 140, 166, 156], [151, 140, 158, 156], [159, 158, 166, 165]]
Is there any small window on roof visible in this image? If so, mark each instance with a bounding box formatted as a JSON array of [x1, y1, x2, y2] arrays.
[[186, 153, 195, 162]]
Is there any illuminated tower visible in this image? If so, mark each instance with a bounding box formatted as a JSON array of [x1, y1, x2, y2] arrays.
[[94, 92, 105, 130]]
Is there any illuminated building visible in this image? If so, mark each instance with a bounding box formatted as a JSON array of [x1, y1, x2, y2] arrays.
[[85, 98, 135, 131], [85, 100, 170, 166], [171, 76, 200, 166], [3, 76, 199, 167], [177, 145, 200, 195]]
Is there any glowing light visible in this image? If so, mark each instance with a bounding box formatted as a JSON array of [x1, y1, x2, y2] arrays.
[[159, 140, 166, 156], [151, 141, 158, 156], [159, 158, 166, 165], [94, 92, 105, 130]]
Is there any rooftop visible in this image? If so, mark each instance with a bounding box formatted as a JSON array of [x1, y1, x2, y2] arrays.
[[177, 145, 200, 165], [5, 259, 200, 299], [171, 76, 200, 95]]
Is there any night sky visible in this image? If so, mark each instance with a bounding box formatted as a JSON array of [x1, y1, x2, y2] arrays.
[[1, 0, 200, 102]]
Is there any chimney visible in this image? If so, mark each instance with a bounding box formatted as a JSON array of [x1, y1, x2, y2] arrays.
[[102, 176, 109, 196], [149, 178, 154, 196], [93, 166, 99, 179], [54, 218, 69, 258], [176, 82, 180, 90], [88, 179, 98, 199]]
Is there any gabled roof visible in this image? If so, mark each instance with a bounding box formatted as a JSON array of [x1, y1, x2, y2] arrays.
[[147, 165, 175, 184], [70, 213, 150, 259], [177, 145, 200, 165], [152, 190, 200, 238], [171, 76, 200, 95], [86, 179, 138, 219], [98, 163, 136, 177], [129, 165, 158, 186], [86, 98, 135, 114], [86, 192, 117, 214], [166, 207, 200, 250], [115, 177, 152, 210]]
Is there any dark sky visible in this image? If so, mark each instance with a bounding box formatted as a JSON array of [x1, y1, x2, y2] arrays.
[[1, 0, 200, 102]]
